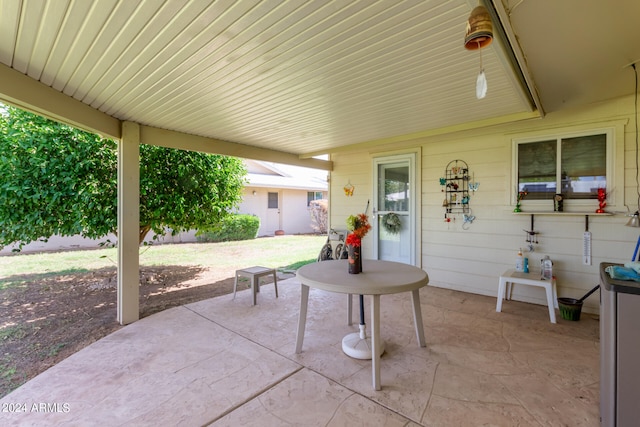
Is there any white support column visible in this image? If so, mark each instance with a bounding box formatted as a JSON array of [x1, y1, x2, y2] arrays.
[[117, 121, 140, 325]]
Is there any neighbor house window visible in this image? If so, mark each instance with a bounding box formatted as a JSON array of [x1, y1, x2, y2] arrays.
[[516, 131, 609, 201], [307, 191, 323, 206]]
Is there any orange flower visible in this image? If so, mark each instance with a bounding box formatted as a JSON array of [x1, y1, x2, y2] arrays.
[[346, 234, 361, 247]]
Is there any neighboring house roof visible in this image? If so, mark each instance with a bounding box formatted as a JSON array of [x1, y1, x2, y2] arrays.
[[244, 159, 328, 192]]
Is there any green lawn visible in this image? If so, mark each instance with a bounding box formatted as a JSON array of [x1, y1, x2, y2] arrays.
[[0, 235, 325, 287]]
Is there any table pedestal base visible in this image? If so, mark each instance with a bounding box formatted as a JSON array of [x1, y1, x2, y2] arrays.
[[342, 324, 385, 360]]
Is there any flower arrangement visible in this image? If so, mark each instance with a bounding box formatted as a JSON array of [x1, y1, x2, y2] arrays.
[[345, 212, 370, 274], [346, 213, 371, 243]]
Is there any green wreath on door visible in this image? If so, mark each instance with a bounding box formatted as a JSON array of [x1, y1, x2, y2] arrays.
[[381, 212, 402, 234]]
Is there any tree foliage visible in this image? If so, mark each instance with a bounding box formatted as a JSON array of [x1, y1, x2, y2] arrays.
[[0, 106, 246, 250]]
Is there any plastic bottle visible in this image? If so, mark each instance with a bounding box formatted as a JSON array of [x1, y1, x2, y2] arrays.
[[523, 257, 529, 273], [516, 248, 524, 272], [541, 255, 553, 280]]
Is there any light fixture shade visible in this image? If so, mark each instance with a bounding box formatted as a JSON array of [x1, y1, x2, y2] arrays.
[[464, 6, 493, 50], [626, 211, 640, 227]]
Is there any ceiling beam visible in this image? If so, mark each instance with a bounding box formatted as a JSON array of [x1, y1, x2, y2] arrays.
[[0, 63, 331, 171], [489, 0, 545, 116], [0, 63, 121, 140], [140, 125, 333, 171]]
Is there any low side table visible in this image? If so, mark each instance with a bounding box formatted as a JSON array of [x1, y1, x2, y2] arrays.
[[233, 266, 278, 305], [496, 269, 558, 323]]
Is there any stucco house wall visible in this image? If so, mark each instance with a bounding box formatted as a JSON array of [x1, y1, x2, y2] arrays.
[[238, 160, 328, 236], [238, 187, 325, 236], [329, 94, 637, 315]]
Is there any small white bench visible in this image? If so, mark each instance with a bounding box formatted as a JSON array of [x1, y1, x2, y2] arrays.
[[233, 266, 278, 305], [496, 269, 558, 323]]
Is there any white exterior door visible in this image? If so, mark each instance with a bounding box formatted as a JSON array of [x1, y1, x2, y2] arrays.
[[265, 191, 280, 235], [372, 153, 417, 265]]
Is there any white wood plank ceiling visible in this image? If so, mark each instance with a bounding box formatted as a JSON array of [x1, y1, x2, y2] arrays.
[[1, 0, 637, 158]]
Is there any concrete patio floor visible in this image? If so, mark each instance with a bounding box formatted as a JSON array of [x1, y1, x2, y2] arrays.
[[1, 276, 599, 426]]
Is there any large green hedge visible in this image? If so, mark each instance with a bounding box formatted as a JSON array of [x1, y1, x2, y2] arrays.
[[196, 214, 259, 242]]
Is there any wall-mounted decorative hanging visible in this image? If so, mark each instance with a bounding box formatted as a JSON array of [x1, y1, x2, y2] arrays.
[[523, 214, 539, 252], [343, 181, 355, 197], [441, 159, 477, 226], [462, 212, 476, 230]]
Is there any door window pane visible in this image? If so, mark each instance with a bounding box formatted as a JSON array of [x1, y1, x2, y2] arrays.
[[379, 165, 409, 211], [268, 192, 278, 209]]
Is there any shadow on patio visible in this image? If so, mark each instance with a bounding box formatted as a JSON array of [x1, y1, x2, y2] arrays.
[[0, 276, 599, 426]]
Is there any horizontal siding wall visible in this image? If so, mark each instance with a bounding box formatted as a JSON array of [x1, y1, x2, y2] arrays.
[[329, 94, 639, 315], [328, 153, 373, 255]]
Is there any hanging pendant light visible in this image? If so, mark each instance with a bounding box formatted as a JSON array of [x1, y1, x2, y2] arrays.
[[464, 5, 493, 99]]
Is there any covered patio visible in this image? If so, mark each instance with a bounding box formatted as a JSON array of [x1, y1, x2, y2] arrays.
[[1, 1, 637, 424], [1, 1, 637, 323], [1, 278, 599, 426]]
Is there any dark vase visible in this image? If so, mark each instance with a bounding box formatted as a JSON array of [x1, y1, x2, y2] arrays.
[[347, 245, 361, 274]]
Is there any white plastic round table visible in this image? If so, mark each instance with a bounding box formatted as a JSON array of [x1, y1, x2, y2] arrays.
[[295, 259, 428, 390]]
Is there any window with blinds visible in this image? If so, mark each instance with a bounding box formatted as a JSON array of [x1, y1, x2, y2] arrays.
[[307, 191, 324, 206], [517, 132, 607, 200]]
